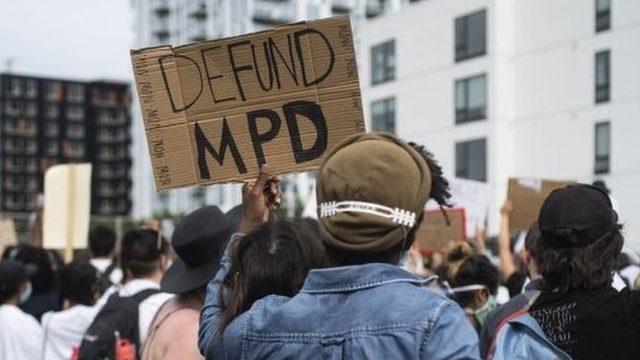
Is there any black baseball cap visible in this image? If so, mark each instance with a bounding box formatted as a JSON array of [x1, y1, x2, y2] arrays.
[[538, 184, 618, 247], [0, 260, 31, 300]]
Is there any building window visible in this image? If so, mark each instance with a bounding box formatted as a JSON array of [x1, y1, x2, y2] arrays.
[[456, 138, 487, 182], [455, 9, 486, 62], [371, 40, 395, 85], [455, 74, 487, 124], [595, 50, 610, 103], [371, 97, 395, 133], [595, 0, 610, 32], [66, 84, 85, 103], [595, 121, 610, 174], [67, 105, 85, 120]]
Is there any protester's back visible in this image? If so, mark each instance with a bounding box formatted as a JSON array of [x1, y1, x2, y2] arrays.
[[42, 261, 101, 360], [0, 259, 43, 360], [80, 229, 172, 359], [88, 226, 123, 294], [199, 134, 480, 359], [527, 184, 640, 359]]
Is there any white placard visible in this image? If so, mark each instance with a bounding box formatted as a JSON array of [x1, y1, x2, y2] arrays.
[[43, 164, 92, 259]]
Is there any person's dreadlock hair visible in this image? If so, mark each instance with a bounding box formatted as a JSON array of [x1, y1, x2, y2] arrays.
[[408, 142, 452, 214]]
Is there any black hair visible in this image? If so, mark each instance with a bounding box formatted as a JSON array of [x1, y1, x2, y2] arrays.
[[120, 229, 170, 280], [60, 261, 98, 306], [524, 221, 541, 260], [445, 242, 499, 308], [6, 245, 59, 293], [408, 142, 452, 209], [533, 225, 624, 292], [89, 226, 117, 258], [217, 220, 326, 334]]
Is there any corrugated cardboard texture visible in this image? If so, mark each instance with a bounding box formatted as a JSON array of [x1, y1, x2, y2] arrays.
[[131, 17, 365, 191], [415, 209, 467, 253], [508, 178, 574, 232]]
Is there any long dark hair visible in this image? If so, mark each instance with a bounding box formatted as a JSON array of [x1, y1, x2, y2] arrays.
[[217, 220, 326, 335], [533, 225, 624, 292]]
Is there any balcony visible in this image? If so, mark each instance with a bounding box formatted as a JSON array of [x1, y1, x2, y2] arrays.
[[153, 0, 170, 16], [187, 22, 208, 42], [332, 0, 356, 13], [188, 0, 207, 20], [152, 17, 170, 38], [253, 1, 297, 26], [366, 1, 384, 18], [66, 106, 85, 121]]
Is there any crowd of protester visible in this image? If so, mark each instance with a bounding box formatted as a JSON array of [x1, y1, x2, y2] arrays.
[[1, 132, 640, 359]]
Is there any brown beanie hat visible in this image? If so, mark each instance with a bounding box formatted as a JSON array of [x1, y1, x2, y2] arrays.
[[316, 132, 432, 252]]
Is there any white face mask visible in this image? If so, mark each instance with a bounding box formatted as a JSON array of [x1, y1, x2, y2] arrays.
[[19, 282, 32, 305]]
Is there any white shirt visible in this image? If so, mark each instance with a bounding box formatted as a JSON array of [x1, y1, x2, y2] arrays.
[[41, 305, 100, 360], [90, 258, 124, 285], [119, 279, 173, 344], [0, 304, 43, 360]]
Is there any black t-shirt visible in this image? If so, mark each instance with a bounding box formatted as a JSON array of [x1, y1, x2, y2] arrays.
[[529, 287, 640, 360]]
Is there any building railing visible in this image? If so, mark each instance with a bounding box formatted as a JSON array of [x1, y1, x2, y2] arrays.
[[253, 1, 297, 25]]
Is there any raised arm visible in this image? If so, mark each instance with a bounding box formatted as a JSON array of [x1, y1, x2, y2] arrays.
[[198, 165, 279, 358], [498, 200, 516, 280]]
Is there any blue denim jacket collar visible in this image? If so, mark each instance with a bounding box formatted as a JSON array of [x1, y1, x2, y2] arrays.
[[300, 263, 431, 294]]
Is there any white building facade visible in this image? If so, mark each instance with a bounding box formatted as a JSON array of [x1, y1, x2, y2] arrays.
[[360, 0, 640, 248]]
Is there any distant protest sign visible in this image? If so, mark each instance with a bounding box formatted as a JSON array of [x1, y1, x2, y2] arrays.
[[43, 164, 92, 262], [415, 208, 466, 253], [131, 16, 365, 191], [0, 217, 17, 254], [508, 177, 574, 232]]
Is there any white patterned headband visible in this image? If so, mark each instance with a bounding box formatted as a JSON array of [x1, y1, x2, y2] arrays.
[[318, 201, 416, 227]]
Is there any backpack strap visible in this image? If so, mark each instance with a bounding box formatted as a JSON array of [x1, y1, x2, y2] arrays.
[[132, 288, 162, 303]]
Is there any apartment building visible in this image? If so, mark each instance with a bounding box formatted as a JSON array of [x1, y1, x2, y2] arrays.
[[0, 74, 132, 219], [360, 0, 640, 246]]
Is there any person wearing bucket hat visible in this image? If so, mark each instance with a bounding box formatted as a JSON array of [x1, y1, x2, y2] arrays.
[[526, 184, 640, 359], [198, 133, 480, 359], [142, 206, 230, 360]]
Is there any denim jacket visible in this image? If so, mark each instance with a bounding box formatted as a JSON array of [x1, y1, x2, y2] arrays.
[[199, 236, 479, 359]]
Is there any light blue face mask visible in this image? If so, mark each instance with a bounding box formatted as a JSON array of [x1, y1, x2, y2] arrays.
[[19, 281, 32, 305], [472, 294, 497, 326]]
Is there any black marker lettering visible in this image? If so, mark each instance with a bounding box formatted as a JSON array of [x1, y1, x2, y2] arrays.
[[268, 34, 298, 88], [194, 119, 247, 179], [246, 109, 281, 167], [158, 55, 203, 112], [282, 100, 327, 163], [251, 42, 274, 92], [200, 46, 236, 103], [227, 41, 253, 102], [294, 29, 335, 87]]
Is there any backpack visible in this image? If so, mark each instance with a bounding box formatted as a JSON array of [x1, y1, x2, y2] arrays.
[[95, 261, 119, 296], [79, 288, 160, 360], [487, 307, 571, 360]]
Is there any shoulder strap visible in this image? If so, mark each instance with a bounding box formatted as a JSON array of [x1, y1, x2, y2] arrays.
[[103, 261, 118, 277], [132, 288, 162, 303]]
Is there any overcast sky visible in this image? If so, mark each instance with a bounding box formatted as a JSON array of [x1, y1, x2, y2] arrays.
[[0, 0, 133, 81]]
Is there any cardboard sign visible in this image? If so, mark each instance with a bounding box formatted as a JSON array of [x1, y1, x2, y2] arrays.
[[43, 164, 92, 261], [415, 208, 467, 253], [131, 16, 365, 190], [0, 217, 17, 254], [508, 178, 574, 232], [428, 178, 491, 238]]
